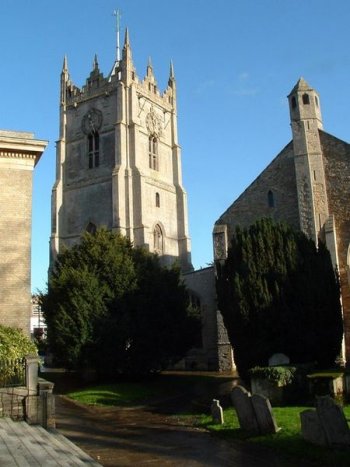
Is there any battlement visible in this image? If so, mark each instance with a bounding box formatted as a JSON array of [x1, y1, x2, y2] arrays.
[[62, 29, 175, 111]]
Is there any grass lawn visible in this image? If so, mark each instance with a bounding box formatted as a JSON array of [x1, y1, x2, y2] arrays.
[[64, 372, 234, 407], [195, 405, 350, 467], [66, 382, 158, 406], [60, 371, 350, 466]]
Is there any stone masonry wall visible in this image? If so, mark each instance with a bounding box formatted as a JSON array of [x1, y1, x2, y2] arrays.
[[183, 267, 234, 371], [321, 131, 350, 359], [216, 142, 300, 240], [0, 163, 33, 333]]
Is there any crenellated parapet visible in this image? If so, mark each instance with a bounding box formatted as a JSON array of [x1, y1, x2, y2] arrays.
[[61, 29, 176, 112]]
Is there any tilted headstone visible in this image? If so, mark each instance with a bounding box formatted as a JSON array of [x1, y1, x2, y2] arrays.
[[211, 399, 224, 425], [316, 396, 350, 446], [300, 409, 327, 446], [251, 394, 279, 434], [231, 385, 259, 434]]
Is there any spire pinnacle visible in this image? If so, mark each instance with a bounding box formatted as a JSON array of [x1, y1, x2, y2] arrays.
[[93, 54, 99, 71], [62, 55, 68, 72], [124, 27, 130, 47], [169, 60, 175, 80], [148, 56, 153, 69]]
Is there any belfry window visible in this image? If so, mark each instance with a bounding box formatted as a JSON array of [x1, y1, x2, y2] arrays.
[[302, 93, 310, 105], [291, 96, 297, 109], [149, 135, 158, 170], [268, 190, 275, 208], [153, 224, 163, 254], [88, 131, 99, 169]]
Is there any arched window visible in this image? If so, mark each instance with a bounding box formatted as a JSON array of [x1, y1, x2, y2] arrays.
[[302, 93, 310, 105], [291, 96, 297, 109], [149, 135, 158, 170], [153, 224, 163, 254], [155, 192, 160, 207], [88, 131, 99, 169], [315, 95, 319, 107], [86, 222, 97, 234], [268, 190, 275, 208]]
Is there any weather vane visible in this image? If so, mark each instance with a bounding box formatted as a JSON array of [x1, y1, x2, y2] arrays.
[[112, 9, 121, 62]]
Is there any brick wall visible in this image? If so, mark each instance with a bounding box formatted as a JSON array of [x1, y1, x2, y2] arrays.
[[0, 163, 33, 333]]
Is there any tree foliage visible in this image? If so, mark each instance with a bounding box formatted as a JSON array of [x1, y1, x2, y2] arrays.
[[41, 228, 200, 376], [0, 325, 37, 384], [216, 218, 343, 379], [0, 325, 37, 360]]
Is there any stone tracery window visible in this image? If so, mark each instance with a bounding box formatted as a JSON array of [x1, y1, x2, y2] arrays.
[[88, 131, 99, 169], [153, 224, 163, 254], [149, 135, 158, 170]]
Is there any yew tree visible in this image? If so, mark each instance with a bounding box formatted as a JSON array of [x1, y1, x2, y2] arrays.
[[41, 228, 200, 376], [216, 218, 343, 379]]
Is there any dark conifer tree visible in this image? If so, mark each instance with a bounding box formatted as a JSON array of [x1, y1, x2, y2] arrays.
[[216, 218, 343, 379]]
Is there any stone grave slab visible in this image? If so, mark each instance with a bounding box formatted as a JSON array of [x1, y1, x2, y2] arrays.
[[211, 399, 224, 425], [231, 385, 259, 434], [316, 396, 350, 446], [268, 353, 290, 366], [251, 394, 279, 434], [300, 409, 327, 446]]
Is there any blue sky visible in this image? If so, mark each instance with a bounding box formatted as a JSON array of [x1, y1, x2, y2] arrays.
[[1, 0, 350, 292]]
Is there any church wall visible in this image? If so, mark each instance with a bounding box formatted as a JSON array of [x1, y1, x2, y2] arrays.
[[321, 131, 350, 357], [216, 143, 300, 240], [61, 180, 113, 242], [183, 267, 234, 371]]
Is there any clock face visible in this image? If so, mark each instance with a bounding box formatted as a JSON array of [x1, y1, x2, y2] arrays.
[[146, 106, 163, 137], [82, 108, 103, 134]]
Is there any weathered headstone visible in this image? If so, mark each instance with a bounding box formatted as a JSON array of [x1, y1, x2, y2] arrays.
[[316, 396, 350, 446], [211, 399, 224, 425], [251, 394, 279, 434], [300, 409, 327, 446], [231, 385, 259, 434], [268, 353, 290, 367]]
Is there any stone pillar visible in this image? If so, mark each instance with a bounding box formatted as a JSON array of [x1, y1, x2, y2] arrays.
[[25, 354, 39, 393], [38, 380, 55, 429]]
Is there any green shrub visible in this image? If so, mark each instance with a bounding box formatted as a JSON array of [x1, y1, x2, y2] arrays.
[[249, 366, 297, 386], [0, 325, 37, 384]]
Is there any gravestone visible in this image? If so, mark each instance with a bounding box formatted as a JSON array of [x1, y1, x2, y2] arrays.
[[300, 409, 327, 446], [268, 353, 290, 367], [251, 394, 279, 434], [300, 396, 350, 447], [316, 396, 350, 446], [231, 386, 259, 434], [211, 399, 224, 425]]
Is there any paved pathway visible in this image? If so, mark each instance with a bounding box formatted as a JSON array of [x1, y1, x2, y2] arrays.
[[55, 395, 315, 467], [0, 416, 101, 466]]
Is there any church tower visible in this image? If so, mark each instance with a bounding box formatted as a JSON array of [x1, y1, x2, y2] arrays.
[[50, 30, 192, 271], [288, 78, 329, 243]]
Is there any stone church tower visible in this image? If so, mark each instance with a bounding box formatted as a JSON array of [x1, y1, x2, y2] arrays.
[[215, 77, 350, 364], [50, 30, 192, 271], [288, 78, 329, 245]]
